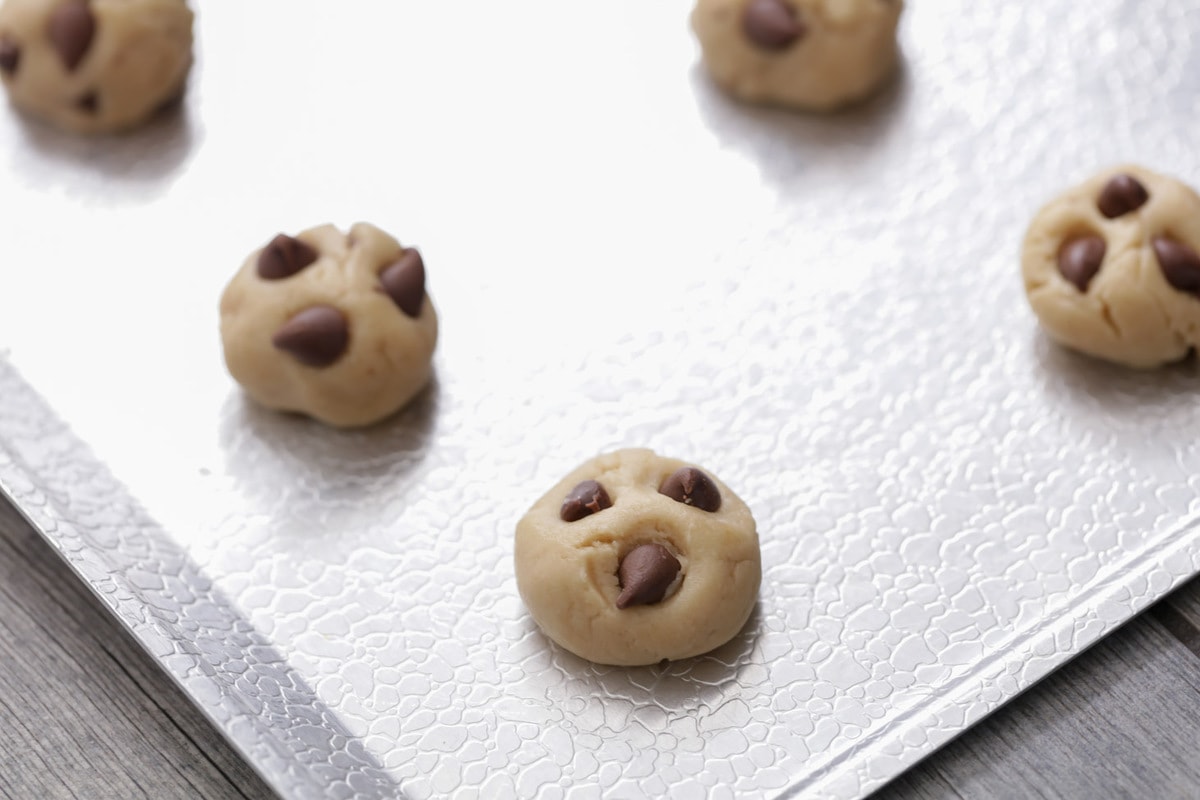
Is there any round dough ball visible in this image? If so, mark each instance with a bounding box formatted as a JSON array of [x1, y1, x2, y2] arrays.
[[691, 0, 903, 112], [515, 449, 761, 666], [0, 0, 193, 134], [1022, 165, 1200, 368], [220, 222, 438, 428]]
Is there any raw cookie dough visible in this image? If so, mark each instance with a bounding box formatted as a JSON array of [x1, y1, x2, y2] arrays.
[[514, 449, 761, 666], [691, 0, 903, 111], [220, 223, 438, 428], [1022, 165, 1200, 368], [0, 0, 193, 134]]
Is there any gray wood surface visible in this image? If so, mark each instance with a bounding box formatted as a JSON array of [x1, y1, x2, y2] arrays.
[[4, 490, 1200, 800], [878, 610, 1200, 799], [0, 498, 272, 800]]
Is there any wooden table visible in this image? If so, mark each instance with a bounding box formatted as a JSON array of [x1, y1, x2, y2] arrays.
[[4, 495, 1200, 799]]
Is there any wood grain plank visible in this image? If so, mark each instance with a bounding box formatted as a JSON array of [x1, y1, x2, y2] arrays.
[[876, 606, 1200, 799], [0, 499, 273, 800], [1156, 582, 1200, 659]]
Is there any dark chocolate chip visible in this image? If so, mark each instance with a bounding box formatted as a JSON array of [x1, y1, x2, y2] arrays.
[[659, 467, 722, 512], [257, 234, 318, 280], [742, 0, 806, 51], [616, 544, 682, 609], [0, 36, 19, 76], [378, 249, 425, 318], [1057, 235, 1106, 292], [1097, 174, 1150, 219], [75, 90, 97, 114], [560, 480, 612, 522], [1154, 236, 1200, 296], [272, 305, 349, 367], [48, 1, 95, 72]]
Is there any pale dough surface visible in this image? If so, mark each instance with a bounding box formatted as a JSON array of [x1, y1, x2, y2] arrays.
[[0, 0, 193, 134], [515, 449, 761, 666], [691, 0, 903, 111], [1022, 165, 1200, 368], [220, 222, 438, 428]]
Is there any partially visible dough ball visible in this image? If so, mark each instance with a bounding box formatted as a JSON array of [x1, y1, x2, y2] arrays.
[[1022, 165, 1200, 368], [0, 0, 193, 134], [220, 223, 439, 428], [691, 0, 903, 111], [515, 449, 761, 666]]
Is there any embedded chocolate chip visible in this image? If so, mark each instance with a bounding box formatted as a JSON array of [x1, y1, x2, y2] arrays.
[[48, 1, 95, 72], [257, 234, 318, 280], [75, 91, 97, 114], [1057, 236, 1106, 292], [560, 480, 612, 522], [378, 249, 425, 318], [742, 0, 805, 51], [616, 544, 681, 609], [272, 305, 349, 367], [659, 467, 722, 512], [1154, 237, 1200, 296], [0, 36, 19, 76], [1097, 174, 1150, 219]]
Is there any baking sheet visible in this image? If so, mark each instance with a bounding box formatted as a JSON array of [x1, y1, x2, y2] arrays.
[[3, 0, 1200, 797]]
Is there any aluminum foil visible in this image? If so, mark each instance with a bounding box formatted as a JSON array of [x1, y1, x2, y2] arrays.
[[2, 1, 1200, 797]]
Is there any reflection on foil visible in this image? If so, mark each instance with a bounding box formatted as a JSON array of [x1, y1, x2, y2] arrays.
[[2, 0, 1200, 798]]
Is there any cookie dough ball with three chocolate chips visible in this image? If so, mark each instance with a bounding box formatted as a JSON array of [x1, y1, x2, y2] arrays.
[[691, 0, 903, 111], [1022, 165, 1200, 368], [220, 223, 438, 428], [514, 449, 761, 666], [0, 0, 192, 134]]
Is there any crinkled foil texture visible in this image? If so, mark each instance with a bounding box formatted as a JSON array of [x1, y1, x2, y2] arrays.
[[2, 1, 1200, 798]]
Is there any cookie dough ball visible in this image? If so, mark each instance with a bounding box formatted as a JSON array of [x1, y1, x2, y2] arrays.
[[220, 223, 438, 428], [515, 449, 761, 666], [0, 0, 193, 134], [691, 0, 903, 111], [1022, 165, 1200, 368]]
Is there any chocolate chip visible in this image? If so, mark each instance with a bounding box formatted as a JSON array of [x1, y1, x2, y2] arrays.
[[560, 480, 612, 522], [257, 234, 318, 280], [1057, 236, 1106, 292], [659, 467, 722, 512], [272, 305, 349, 367], [1154, 237, 1200, 296], [616, 544, 681, 609], [378, 249, 425, 318], [0, 36, 19, 76], [48, 1, 95, 72], [1097, 174, 1150, 219], [742, 0, 806, 51], [75, 91, 97, 114]]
